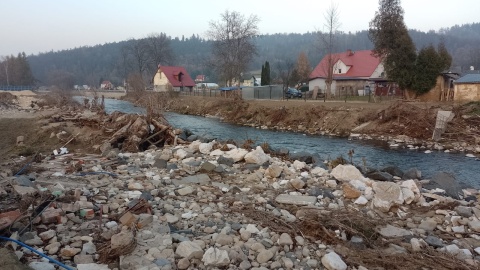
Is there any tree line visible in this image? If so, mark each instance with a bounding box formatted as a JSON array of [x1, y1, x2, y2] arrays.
[[19, 22, 480, 88], [0, 53, 35, 86]]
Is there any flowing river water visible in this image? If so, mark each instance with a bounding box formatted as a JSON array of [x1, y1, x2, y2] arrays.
[[95, 98, 480, 188]]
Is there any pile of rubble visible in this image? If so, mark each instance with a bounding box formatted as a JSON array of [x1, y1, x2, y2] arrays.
[[47, 110, 184, 154], [1, 140, 480, 270]]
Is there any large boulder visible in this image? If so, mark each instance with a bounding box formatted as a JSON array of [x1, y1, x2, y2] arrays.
[[330, 164, 364, 182], [224, 148, 249, 162], [426, 172, 461, 199], [366, 171, 394, 182], [402, 168, 422, 180], [244, 146, 270, 165], [381, 166, 404, 178], [373, 182, 404, 212], [199, 141, 214, 154], [289, 151, 314, 164]]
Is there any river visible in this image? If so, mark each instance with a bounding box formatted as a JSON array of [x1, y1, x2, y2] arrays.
[[93, 98, 480, 188]]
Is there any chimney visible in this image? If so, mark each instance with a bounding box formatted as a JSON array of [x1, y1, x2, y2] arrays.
[[471, 66, 475, 71], [347, 49, 354, 56]]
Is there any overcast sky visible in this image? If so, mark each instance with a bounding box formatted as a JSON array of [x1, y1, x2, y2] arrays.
[[1, 0, 478, 57]]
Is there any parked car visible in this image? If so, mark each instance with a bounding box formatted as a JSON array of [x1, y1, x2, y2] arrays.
[[285, 88, 303, 99]]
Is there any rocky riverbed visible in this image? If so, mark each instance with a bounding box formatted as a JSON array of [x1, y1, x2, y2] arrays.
[[1, 139, 480, 270]]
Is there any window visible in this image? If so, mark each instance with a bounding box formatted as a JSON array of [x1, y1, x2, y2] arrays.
[[339, 69, 342, 73]]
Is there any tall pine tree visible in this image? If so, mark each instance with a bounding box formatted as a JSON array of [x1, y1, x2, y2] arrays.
[[369, 0, 416, 90]]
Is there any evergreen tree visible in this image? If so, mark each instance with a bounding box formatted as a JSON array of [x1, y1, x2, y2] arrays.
[[369, 0, 417, 90], [412, 45, 442, 95], [265, 61, 271, 85], [260, 64, 265, 86], [412, 44, 452, 95], [437, 40, 452, 71]]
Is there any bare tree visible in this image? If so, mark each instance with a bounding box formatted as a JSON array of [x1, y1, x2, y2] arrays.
[[276, 60, 296, 96], [295, 51, 312, 84], [207, 10, 259, 86], [318, 4, 341, 100], [123, 39, 150, 76], [145, 33, 174, 74]]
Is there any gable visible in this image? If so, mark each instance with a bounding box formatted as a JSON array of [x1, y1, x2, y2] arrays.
[[157, 66, 196, 87]]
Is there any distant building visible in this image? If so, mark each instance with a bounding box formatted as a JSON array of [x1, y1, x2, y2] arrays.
[[153, 66, 195, 92], [454, 74, 480, 102], [309, 50, 386, 97], [100, 81, 113, 90], [195, 75, 206, 83]]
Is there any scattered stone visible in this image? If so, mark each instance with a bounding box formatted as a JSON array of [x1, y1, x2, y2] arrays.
[[265, 165, 283, 178], [202, 247, 230, 267], [244, 146, 270, 165], [278, 233, 293, 246], [330, 164, 364, 182], [321, 251, 347, 270], [256, 249, 274, 263], [378, 225, 412, 238], [110, 230, 134, 250], [342, 183, 362, 199], [289, 179, 305, 190], [175, 241, 203, 259]]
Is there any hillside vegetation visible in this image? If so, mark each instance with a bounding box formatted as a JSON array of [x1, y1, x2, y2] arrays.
[[26, 23, 480, 87]]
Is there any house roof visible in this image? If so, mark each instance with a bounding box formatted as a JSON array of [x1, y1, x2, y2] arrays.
[[309, 50, 381, 80], [158, 66, 195, 87], [455, 74, 480, 84]]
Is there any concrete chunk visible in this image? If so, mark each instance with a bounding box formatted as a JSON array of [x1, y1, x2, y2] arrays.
[[275, 194, 317, 205]]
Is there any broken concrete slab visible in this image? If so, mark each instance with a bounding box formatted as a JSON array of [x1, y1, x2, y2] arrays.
[[172, 174, 211, 186], [275, 194, 317, 205]]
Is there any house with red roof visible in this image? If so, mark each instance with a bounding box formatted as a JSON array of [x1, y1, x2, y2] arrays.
[[153, 66, 196, 92], [309, 50, 385, 97]]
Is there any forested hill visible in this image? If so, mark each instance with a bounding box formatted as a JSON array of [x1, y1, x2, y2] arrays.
[[27, 23, 480, 87]]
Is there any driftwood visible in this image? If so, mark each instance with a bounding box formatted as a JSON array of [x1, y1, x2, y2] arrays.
[[53, 110, 182, 153]]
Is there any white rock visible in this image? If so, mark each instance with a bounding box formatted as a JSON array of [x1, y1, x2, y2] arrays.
[[326, 180, 337, 188], [354, 196, 368, 205], [202, 247, 230, 267], [373, 182, 404, 212], [209, 149, 225, 156], [77, 264, 109, 270], [188, 140, 201, 152], [225, 148, 249, 162], [265, 164, 283, 178], [330, 164, 364, 182], [401, 187, 415, 204], [244, 146, 270, 165], [311, 167, 328, 176], [174, 149, 188, 160], [199, 141, 214, 154], [321, 252, 347, 270], [245, 224, 260, 234], [181, 212, 193, 219], [105, 221, 118, 229], [293, 160, 306, 170], [175, 241, 204, 259]]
